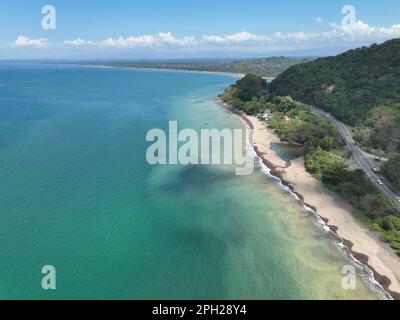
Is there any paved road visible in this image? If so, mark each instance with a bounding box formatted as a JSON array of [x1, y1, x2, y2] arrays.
[[311, 107, 400, 208]]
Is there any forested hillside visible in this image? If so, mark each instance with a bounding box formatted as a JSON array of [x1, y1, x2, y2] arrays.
[[268, 39, 400, 125], [220, 74, 400, 251]]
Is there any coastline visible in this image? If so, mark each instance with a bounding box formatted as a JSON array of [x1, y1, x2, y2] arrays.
[[218, 100, 400, 300], [20, 62, 399, 298], [79, 64, 245, 79]]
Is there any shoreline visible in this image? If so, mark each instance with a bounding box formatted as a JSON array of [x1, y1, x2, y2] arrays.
[[1, 61, 247, 79], [78, 64, 246, 79], [218, 99, 400, 300]]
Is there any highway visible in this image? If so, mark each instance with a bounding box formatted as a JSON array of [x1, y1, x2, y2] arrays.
[[311, 107, 400, 208]]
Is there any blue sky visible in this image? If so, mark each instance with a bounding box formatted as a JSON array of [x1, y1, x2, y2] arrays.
[[1, 0, 400, 59]]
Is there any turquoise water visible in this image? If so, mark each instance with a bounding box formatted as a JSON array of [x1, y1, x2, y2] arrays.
[[0, 64, 379, 299]]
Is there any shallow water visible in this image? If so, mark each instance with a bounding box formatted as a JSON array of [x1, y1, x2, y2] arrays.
[[270, 142, 304, 162], [0, 64, 380, 299]]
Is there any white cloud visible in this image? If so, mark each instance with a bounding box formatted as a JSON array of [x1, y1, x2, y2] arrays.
[[202, 35, 226, 44], [64, 32, 197, 48], [13, 36, 48, 48], [328, 20, 400, 41], [314, 17, 323, 24], [63, 38, 94, 46], [201, 21, 400, 49], [225, 31, 257, 42], [203, 32, 269, 45], [10, 22, 400, 55]]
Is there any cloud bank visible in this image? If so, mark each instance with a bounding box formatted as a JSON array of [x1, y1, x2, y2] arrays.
[[62, 32, 197, 48], [12, 36, 49, 48], [9, 21, 400, 57]]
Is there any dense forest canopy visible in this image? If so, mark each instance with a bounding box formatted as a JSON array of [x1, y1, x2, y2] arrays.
[[354, 106, 400, 155], [268, 39, 400, 126]]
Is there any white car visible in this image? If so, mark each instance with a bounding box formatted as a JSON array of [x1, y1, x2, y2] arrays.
[[396, 196, 400, 203], [376, 179, 383, 185]]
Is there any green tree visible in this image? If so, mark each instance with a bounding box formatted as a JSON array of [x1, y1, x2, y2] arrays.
[[381, 155, 400, 190], [234, 74, 267, 102]]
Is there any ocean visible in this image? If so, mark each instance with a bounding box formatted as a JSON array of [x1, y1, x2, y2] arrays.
[[0, 63, 381, 299]]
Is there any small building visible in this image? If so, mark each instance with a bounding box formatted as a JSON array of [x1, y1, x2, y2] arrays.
[[261, 113, 273, 121]]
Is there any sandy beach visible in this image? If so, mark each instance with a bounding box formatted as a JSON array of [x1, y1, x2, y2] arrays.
[[244, 114, 400, 299]]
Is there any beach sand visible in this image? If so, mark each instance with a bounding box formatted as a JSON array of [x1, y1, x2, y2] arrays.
[[245, 114, 400, 299]]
